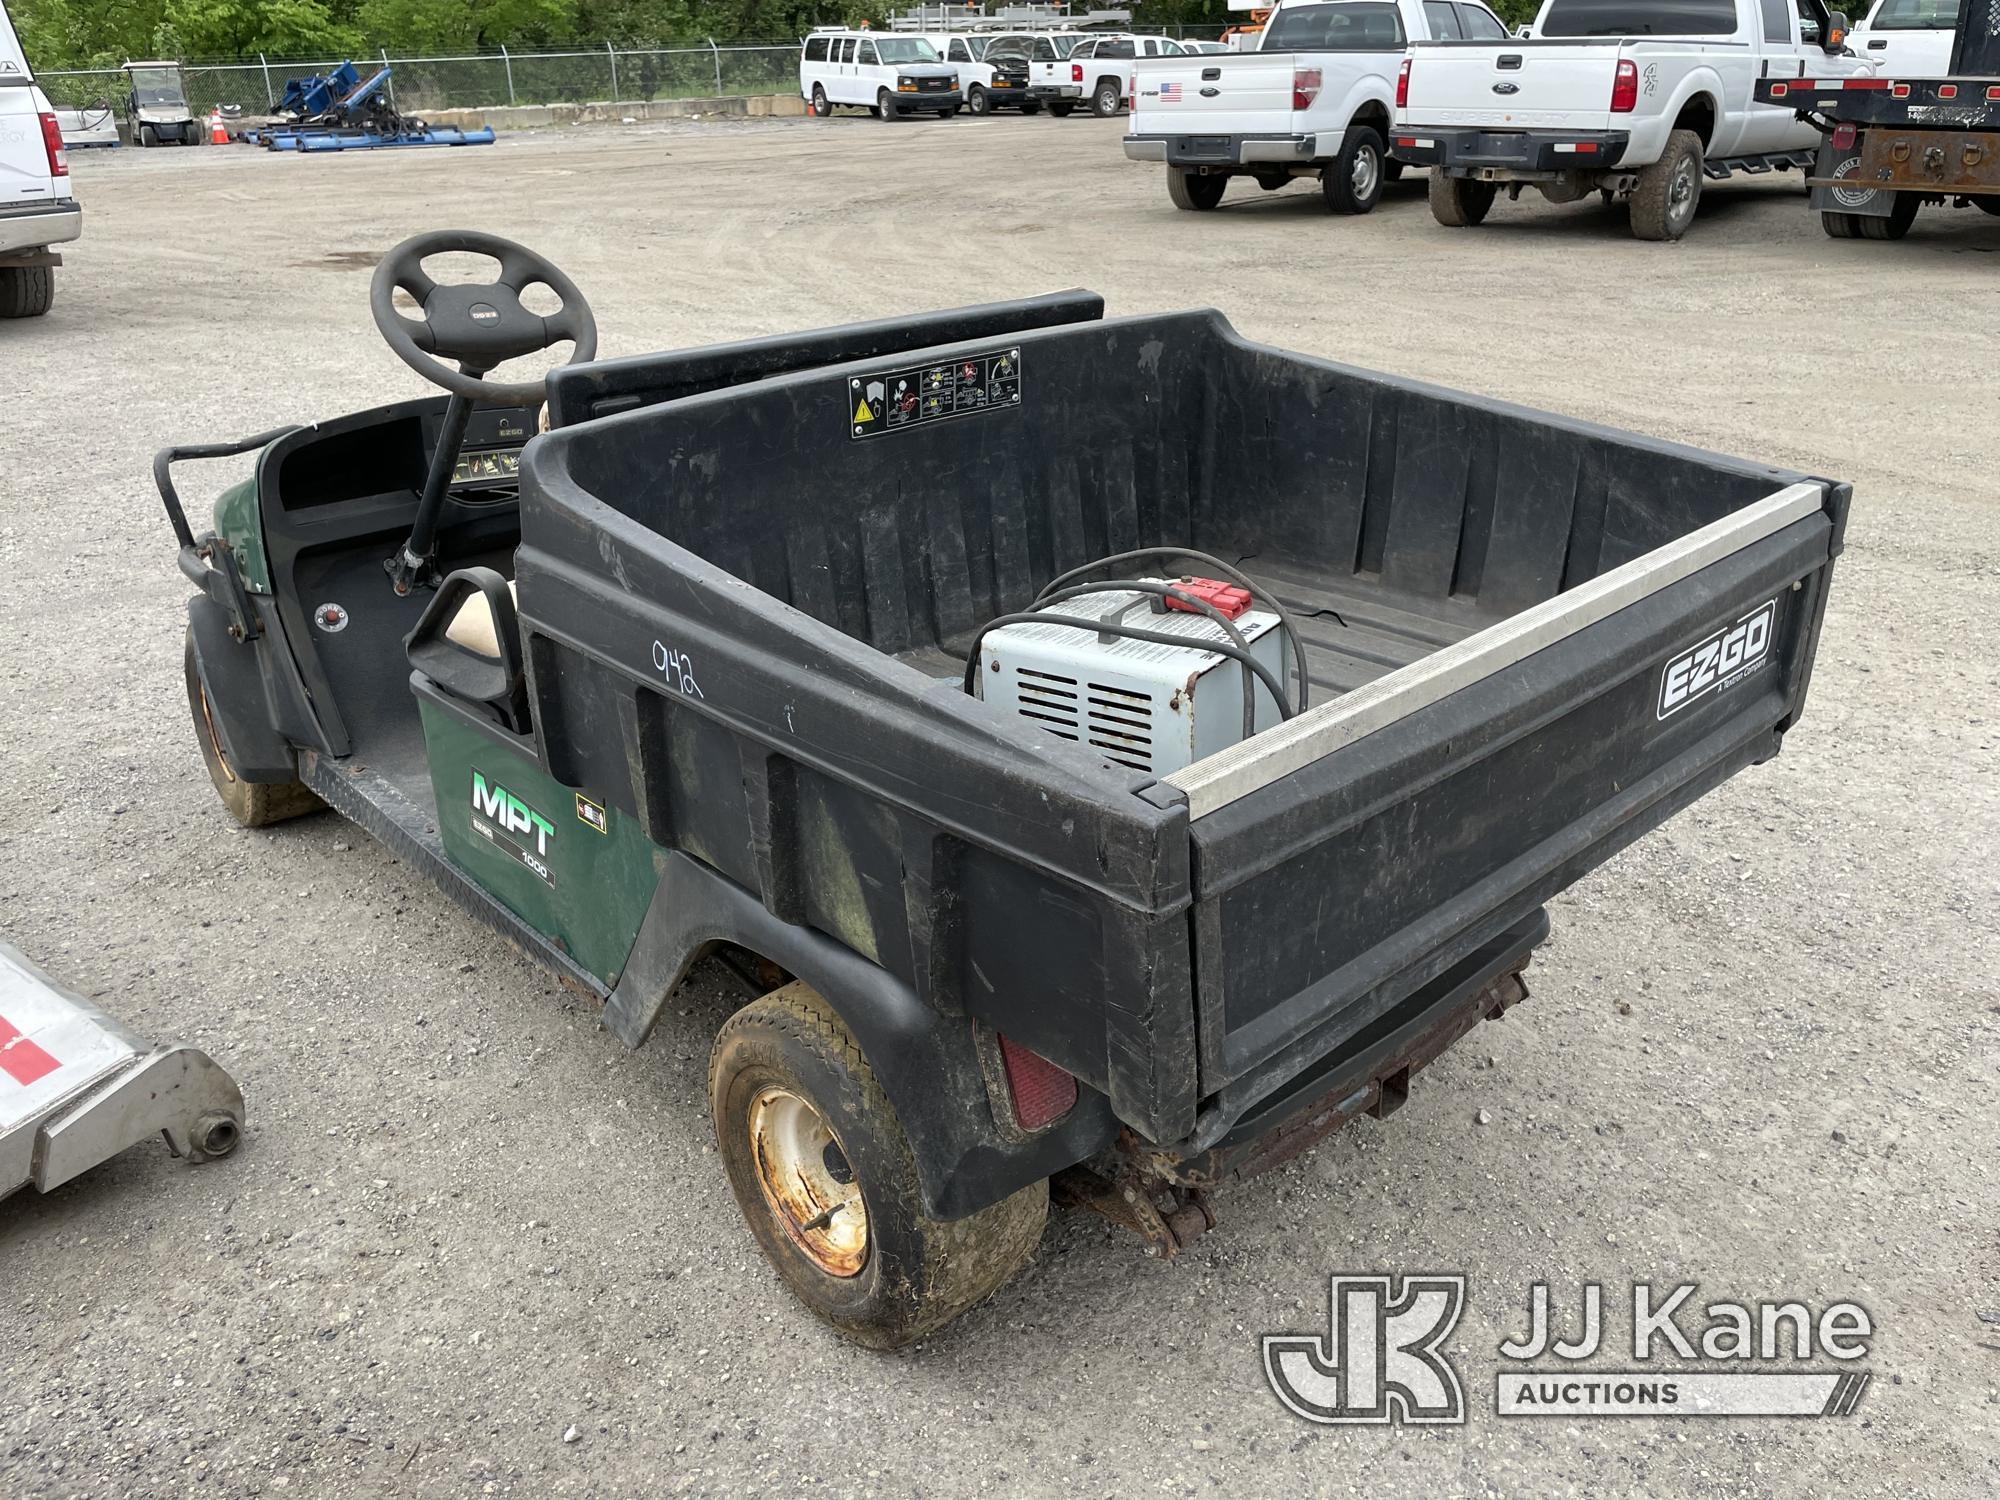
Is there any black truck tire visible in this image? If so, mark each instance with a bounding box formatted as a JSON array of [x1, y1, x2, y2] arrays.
[[878, 88, 900, 120], [1047, 102, 1075, 118], [1167, 167, 1227, 211], [711, 982, 1047, 1350], [0, 264, 55, 319], [1092, 78, 1123, 117], [1321, 125, 1385, 215], [1857, 191, 1920, 239], [1630, 129, 1704, 241], [967, 84, 990, 115], [184, 629, 321, 828], [1821, 210, 1858, 238], [811, 84, 831, 117], [1429, 172, 1495, 227]]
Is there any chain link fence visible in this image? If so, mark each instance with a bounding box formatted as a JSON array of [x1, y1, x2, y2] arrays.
[[39, 43, 802, 115], [37, 27, 1230, 115]]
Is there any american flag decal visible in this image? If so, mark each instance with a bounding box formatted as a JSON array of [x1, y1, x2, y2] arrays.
[[1160, 81, 1183, 102]]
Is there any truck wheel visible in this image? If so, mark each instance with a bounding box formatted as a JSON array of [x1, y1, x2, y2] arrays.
[[1167, 167, 1227, 211], [184, 629, 321, 828], [810, 85, 831, 118], [878, 89, 901, 121], [1091, 78, 1123, 117], [1428, 172, 1495, 227], [0, 264, 55, 319], [1048, 102, 1075, 118], [1630, 128, 1704, 241], [1857, 191, 1920, 240], [1821, 210, 1858, 238], [710, 982, 1047, 1350], [967, 84, 990, 115], [1321, 125, 1385, 214]]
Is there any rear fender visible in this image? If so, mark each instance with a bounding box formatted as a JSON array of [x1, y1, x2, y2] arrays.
[[604, 852, 1118, 1220], [186, 594, 300, 783], [1639, 70, 1724, 160]]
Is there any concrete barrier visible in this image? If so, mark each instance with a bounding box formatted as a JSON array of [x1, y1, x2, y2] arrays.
[[419, 94, 802, 133]]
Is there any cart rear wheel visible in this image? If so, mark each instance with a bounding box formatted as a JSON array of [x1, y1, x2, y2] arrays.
[[1429, 171, 1495, 227], [710, 981, 1046, 1349], [1168, 167, 1227, 211], [184, 629, 321, 828]]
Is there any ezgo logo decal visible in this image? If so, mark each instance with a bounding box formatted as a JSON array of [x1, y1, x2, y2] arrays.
[[471, 771, 556, 884], [1658, 599, 1777, 720]]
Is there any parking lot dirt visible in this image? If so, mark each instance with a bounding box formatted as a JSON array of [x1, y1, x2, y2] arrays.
[[2, 113, 1996, 1499]]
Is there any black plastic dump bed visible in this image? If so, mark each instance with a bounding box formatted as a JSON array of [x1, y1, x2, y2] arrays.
[[520, 305, 1847, 1153]]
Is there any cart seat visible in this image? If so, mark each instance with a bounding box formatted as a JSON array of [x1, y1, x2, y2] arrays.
[[443, 580, 518, 658]]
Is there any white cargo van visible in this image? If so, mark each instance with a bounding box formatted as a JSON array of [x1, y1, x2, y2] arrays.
[[0, 0, 78, 317], [800, 28, 963, 119]]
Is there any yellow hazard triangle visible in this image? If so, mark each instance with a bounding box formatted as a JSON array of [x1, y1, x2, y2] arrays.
[[854, 399, 874, 422]]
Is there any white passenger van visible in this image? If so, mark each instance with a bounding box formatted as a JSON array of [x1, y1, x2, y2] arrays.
[[922, 32, 1044, 115], [800, 28, 964, 120]]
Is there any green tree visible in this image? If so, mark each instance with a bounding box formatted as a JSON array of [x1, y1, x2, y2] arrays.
[[13, 0, 171, 67], [158, 0, 361, 58], [354, 0, 572, 50]]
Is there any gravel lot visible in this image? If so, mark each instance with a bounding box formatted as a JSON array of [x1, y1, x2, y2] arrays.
[[2, 113, 1995, 1500]]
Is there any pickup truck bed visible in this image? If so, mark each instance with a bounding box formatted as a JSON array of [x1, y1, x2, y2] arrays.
[[519, 299, 1848, 1217]]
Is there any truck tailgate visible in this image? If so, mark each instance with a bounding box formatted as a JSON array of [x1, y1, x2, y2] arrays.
[[1132, 52, 1301, 136], [1402, 41, 1621, 129]]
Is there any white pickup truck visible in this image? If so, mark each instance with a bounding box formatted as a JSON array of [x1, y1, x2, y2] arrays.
[[1125, 0, 1510, 214], [1846, 0, 1955, 75], [0, 0, 77, 317], [1030, 34, 1192, 117], [1396, 0, 1868, 238]]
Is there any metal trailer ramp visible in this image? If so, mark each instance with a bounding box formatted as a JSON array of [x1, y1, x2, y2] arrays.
[[1, 942, 244, 1202]]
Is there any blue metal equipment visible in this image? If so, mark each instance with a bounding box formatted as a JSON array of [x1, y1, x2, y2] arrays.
[[242, 61, 496, 152]]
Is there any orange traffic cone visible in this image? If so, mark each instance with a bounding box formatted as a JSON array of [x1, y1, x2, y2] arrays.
[[209, 108, 229, 145]]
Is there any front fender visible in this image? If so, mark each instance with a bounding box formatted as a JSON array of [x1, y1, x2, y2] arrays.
[[604, 852, 1119, 1219]]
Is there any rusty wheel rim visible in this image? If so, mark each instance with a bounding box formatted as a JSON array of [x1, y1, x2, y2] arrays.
[[196, 679, 238, 785], [748, 1086, 869, 1278]]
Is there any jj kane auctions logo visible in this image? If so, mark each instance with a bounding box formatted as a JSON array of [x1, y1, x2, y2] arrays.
[[1264, 1277, 1874, 1424]]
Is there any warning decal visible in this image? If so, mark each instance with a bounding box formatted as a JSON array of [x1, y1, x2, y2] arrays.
[[848, 348, 1021, 440]]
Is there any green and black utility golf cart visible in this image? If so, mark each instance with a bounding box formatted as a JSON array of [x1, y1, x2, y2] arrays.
[[164, 232, 1848, 1348]]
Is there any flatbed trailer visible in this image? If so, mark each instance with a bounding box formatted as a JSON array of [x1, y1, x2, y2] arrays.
[[1756, 0, 2000, 237]]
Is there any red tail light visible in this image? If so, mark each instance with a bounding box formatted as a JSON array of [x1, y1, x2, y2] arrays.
[[1611, 59, 1638, 113], [38, 112, 68, 177], [1396, 58, 1411, 109], [998, 1035, 1077, 1131], [1293, 66, 1322, 110], [1071, 62, 1083, 83]]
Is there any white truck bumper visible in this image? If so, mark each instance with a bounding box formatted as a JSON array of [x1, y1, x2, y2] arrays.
[[1124, 132, 1328, 166], [0, 201, 82, 259], [1, 941, 244, 1201]]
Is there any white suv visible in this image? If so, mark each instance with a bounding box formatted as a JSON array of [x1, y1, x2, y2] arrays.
[[0, 0, 77, 317]]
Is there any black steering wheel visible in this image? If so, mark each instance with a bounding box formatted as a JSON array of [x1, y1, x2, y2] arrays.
[[369, 230, 597, 406]]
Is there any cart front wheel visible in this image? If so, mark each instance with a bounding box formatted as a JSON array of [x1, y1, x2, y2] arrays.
[[710, 981, 1046, 1349], [184, 629, 321, 828]]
